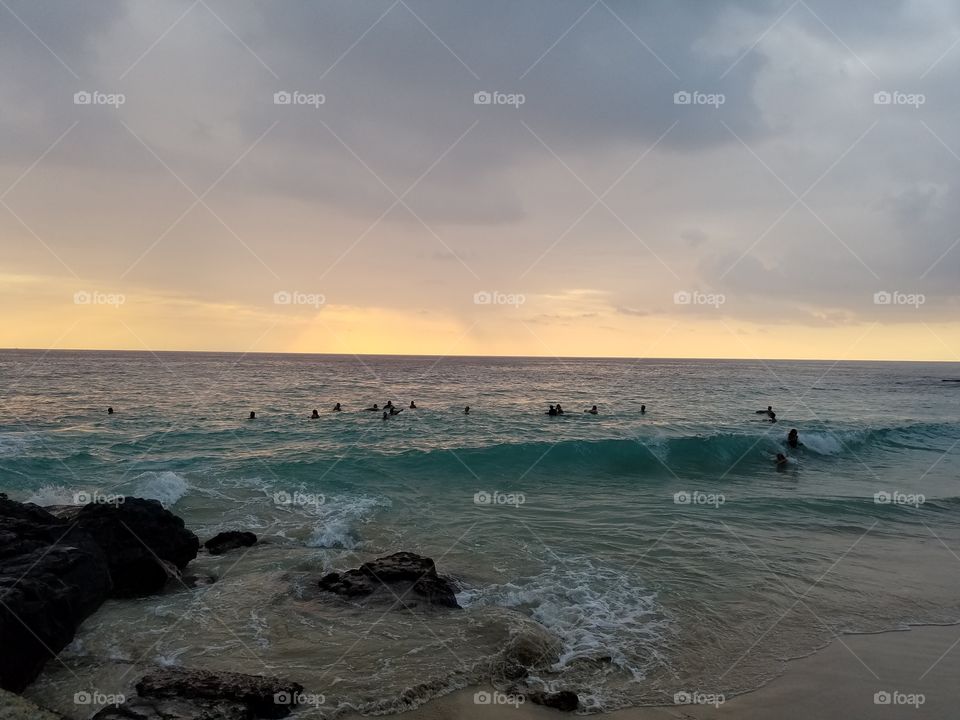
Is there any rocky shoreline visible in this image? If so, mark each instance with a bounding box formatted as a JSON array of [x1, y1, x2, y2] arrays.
[[0, 493, 579, 718]]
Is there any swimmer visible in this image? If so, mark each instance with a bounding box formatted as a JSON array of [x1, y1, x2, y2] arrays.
[[768, 409, 777, 423], [787, 429, 802, 449], [640, 404, 646, 414], [585, 405, 598, 415], [547, 404, 557, 416], [365, 404, 379, 412], [464, 406, 470, 415], [333, 403, 342, 412], [556, 404, 564, 415], [311, 409, 320, 419], [382, 411, 389, 421], [409, 401, 417, 409], [775, 452, 788, 467], [390, 407, 403, 416], [107, 406, 114, 415], [385, 401, 394, 409], [248, 411, 256, 420]]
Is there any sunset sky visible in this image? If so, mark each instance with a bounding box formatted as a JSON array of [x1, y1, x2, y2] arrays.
[[3, 0, 960, 360]]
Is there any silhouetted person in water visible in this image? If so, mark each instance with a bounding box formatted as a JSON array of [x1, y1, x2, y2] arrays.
[[365, 404, 379, 411], [776, 452, 788, 467], [390, 407, 403, 416], [311, 409, 320, 419], [640, 404, 646, 414], [107, 407, 114, 415], [249, 411, 256, 420], [547, 405, 557, 416], [556, 404, 564, 415], [464, 406, 470, 415], [385, 401, 394, 410], [333, 403, 342, 412], [787, 429, 802, 448], [409, 401, 417, 409], [382, 411, 389, 421], [585, 405, 598, 415]]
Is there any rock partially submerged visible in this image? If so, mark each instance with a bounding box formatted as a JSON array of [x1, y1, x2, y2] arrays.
[[49, 498, 200, 597], [204, 531, 257, 556], [318, 551, 460, 609], [0, 495, 111, 692], [93, 667, 304, 719], [526, 689, 580, 712]]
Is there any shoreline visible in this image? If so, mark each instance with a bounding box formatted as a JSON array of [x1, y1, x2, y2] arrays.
[[382, 624, 960, 719]]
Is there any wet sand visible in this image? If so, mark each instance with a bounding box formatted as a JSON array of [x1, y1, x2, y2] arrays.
[[386, 624, 959, 720]]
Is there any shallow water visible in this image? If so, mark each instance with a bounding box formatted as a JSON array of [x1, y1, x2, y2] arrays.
[[3, 351, 960, 715]]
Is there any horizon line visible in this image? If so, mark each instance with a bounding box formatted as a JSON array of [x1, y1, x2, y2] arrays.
[[1, 347, 958, 364]]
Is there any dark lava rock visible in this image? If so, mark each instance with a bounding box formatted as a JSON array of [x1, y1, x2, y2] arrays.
[[130, 667, 302, 719], [50, 498, 200, 597], [204, 531, 257, 556], [92, 694, 251, 719], [318, 551, 459, 609], [0, 495, 111, 692], [528, 690, 580, 712]]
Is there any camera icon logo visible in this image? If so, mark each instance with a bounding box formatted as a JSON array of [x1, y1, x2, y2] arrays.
[[673, 491, 691, 504], [673, 691, 692, 704], [474, 91, 492, 105], [74, 91, 92, 105], [873, 91, 892, 105], [474, 491, 492, 505], [273, 491, 292, 505], [873, 291, 892, 305], [274, 691, 292, 704], [674, 91, 692, 105], [673, 291, 692, 305], [873, 491, 891, 504], [473, 291, 492, 305], [73, 491, 91, 504], [874, 691, 891, 705], [274, 91, 292, 105], [74, 691, 92, 704], [473, 691, 492, 704], [273, 290, 292, 305]]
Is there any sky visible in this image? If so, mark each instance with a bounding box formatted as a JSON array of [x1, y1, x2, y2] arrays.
[[2, 0, 960, 360]]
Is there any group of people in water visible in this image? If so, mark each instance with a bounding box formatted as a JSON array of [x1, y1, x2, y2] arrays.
[[758, 404, 805, 467]]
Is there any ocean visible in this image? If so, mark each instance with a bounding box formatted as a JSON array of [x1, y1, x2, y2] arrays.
[[3, 350, 960, 715]]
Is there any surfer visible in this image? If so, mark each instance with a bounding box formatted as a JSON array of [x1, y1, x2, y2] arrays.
[[556, 404, 565, 415], [787, 429, 802, 448], [464, 406, 470, 415], [311, 409, 320, 419], [333, 403, 342, 412], [385, 401, 394, 410], [107, 406, 114, 415], [248, 411, 256, 420], [390, 407, 403, 416], [585, 405, 598, 415], [409, 401, 417, 409], [547, 405, 557, 416], [365, 403, 379, 412]]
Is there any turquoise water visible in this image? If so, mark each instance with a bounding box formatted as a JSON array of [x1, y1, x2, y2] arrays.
[[4, 351, 960, 714]]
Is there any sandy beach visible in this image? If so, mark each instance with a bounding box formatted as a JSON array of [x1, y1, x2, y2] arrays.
[[390, 625, 958, 720]]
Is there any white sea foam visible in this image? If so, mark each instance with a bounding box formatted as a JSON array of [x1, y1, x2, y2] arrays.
[[303, 495, 391, 549], [25, 485, 81, 506], [459, 559, 666, 680], [130, 471, 190, 507]]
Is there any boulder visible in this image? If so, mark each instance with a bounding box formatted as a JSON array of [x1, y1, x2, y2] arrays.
[[204, 531, 257, 556], [49, 498, 200, 597], [527, 690, 580, 712], [0, 687, 68, 718], [93, 667, 304, 719], [0, 495, 111, 692], [318, 551, 459, 609]]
